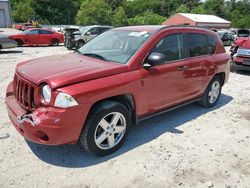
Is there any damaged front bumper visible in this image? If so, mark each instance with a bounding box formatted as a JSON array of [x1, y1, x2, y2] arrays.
[[5, 82, 86, 145]]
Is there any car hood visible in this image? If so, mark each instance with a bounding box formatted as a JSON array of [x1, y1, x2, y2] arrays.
[[16, 53, 128, 89]]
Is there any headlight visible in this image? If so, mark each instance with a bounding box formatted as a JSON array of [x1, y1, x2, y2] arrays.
[[55, 92, 78, 108], [42, 85, 51, 103]]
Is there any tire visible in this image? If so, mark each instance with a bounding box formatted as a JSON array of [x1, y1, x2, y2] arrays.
[[199, 77, 222, 108], [80, 101, 131, 156], [76, 40, 85, 49], [15, 39, 23, 47], [51, 39, 60, 46]]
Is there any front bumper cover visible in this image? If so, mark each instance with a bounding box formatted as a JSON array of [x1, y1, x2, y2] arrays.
[[5, 80, 88, 146]]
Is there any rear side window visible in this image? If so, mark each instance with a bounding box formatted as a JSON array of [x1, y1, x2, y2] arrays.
[[186, 33, 210, 57], [40, 30, 54, 34], [206, 35, 217, 54], [152, 34, 183, 62], [99, 27, 110, 34], [28, 30, 39, 35]]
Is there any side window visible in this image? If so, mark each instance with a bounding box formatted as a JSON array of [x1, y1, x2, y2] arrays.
[[89, 27, 98, 35], [40, 30, 54, 34], [99, 27, 110, 34], [28, 30, 39, 35], [186, 33, 210, 57], [152, 34, 183, 62], [206, 35, 217, 54]]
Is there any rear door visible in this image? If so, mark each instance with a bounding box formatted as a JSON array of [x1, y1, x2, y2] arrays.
[[39, 30, 55, 44], [184, 33, 215, 99], [142, 33, 190, 114]]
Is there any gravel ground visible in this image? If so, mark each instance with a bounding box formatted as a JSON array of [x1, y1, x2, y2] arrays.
[[0, 44, 250, 188]]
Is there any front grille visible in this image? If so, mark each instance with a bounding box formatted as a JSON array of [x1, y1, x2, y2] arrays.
[[13, 74, 36, 111]]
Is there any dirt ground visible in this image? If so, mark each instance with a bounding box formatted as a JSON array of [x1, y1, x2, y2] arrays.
[[0, 42, 250, 188]]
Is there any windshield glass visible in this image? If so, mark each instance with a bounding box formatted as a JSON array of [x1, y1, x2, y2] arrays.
[[79, 26, 91, 34], [78, 30, 152, 64]]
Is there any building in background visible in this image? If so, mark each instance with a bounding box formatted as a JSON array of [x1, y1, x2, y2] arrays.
[[162, 13, 231, 29], [0, 0, 12, 28]]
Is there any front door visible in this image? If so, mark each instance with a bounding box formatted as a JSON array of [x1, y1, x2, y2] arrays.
[[142, 33, 190, 115], [39, 30, 54, 44], [85, 27, 99, 42], [25, 29, 40, 45]]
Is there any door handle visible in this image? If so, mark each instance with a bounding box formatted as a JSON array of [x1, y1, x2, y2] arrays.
[[177, 66, 189, 71]]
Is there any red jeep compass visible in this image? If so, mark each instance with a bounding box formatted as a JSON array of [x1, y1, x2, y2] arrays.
[[6, 26, 230, 155]]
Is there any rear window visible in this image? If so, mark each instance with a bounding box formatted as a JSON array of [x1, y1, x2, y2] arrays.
[[186, 33, 211, 57]]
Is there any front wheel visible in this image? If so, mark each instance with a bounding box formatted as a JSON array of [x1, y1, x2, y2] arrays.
[[76, 40, 85, 49], [80, 101, 131, 156], [199, 77, 222, 108]]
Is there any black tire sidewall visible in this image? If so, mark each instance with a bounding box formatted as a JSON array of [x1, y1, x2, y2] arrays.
[[77, 41, 85, 49], [51, 39, 59, 46], [81, 102, 131, 156]]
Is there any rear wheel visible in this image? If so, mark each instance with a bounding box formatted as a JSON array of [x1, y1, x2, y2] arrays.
[[199, 77, 222, 108], [80, 101, 131, 156], [51, 39, 60, 46]]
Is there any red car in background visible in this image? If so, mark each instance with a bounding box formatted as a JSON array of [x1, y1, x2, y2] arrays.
[[9, 28, 64, 47], [15, 23, 33, 31], [230, 30, 250, 71]]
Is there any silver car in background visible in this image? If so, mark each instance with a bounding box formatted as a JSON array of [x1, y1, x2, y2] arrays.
[[74, 25, 112, 49], [0, 34, 17, 51]]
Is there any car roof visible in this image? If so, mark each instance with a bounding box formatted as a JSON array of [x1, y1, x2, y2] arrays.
[[81, 25, 112, 29], [113, 25, 215, 34], [28, 28, 54, 32], [113, 25, 165, 33]]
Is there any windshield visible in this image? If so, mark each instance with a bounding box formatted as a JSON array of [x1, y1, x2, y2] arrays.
[[78, 30, 152, 64], [79, 26, 91, 34]]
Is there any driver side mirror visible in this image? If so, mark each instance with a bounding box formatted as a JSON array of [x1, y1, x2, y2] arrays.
[[86, 31, 91, 35], [143, 52, 166, 69]]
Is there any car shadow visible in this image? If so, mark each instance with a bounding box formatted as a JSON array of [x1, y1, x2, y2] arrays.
[[26, 93, 233, 168], [0, 50, 23, 54]]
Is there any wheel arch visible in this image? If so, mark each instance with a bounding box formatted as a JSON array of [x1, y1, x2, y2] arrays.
[[78, 39, 86, 43], [214, 72, 226, 86], [14, 38, 24, 42], [87, 94, 137, 126], [14, 38, 24, 45]]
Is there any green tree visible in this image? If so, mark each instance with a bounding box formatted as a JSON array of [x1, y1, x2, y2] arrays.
[[203, 0, 226, 18], [30, 0, 79, 25], [105, 0, 125, 11], [11, 0, 36, 23], [128, 11, 166, 25], [191, 4, 207, 14], [111, 6, 128, 27], [76, 0, 112, 25], [175, 4, 189, 13]]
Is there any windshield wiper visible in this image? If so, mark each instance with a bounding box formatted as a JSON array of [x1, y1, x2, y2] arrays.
[[82, 53, 107, 61]]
